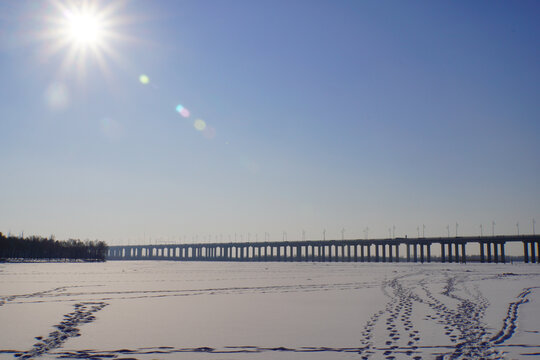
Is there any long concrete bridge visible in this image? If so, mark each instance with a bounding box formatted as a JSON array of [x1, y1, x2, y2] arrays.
[[107, 235, 540, 264]]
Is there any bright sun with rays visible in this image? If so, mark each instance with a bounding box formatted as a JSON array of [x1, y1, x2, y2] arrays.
[[67, 12, 103, 45], [40, 0, 129, 80]]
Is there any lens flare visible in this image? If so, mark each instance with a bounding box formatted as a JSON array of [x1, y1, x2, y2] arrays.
[[139, 74, 149, 84], [99, 117, 123, 140], [175, 104, 190, 118], [44, 82, 69, 110], [203, 126, 216, 139], [194, 119, 206, 131]]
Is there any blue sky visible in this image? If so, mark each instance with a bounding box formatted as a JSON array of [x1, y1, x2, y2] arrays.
[[0, 0, 539, 244]]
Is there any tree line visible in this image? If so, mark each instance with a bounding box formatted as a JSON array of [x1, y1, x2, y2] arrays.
[[0, 232, 108, 261]]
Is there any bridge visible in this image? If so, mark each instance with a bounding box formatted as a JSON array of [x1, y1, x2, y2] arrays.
[[107, 235, 540, 264]]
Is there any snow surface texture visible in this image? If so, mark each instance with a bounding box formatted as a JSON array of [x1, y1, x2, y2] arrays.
[[0, 262, 539, 359]]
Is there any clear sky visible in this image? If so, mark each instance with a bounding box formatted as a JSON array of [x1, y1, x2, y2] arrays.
[[1, 0, 539, 245]]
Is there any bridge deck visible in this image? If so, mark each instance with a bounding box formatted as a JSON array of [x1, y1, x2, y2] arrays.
[[107, 235, 540, 264]]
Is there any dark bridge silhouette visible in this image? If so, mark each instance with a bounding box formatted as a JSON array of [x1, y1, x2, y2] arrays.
[[107, 235, 540, 264]]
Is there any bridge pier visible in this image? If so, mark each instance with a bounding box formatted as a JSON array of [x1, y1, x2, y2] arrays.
[[441, 243, 445, 263], [406, 244, 411, 262], [395, 244, 400, 262], [479, 242, 484, 263], [413, 244, 418, 263]]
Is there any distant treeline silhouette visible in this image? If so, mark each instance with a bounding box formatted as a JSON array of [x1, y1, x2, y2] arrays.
[[0, 232, 107, 261]]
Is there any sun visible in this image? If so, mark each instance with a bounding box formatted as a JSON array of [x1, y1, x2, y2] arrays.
[[66, 12, 103, 45], [39, 0, 131, 81]]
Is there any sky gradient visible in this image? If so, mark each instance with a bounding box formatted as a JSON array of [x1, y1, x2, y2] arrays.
[[1, 0, 539, 245]]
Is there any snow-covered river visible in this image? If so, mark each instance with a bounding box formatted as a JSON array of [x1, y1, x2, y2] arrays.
[[1, 261, 539, 359]]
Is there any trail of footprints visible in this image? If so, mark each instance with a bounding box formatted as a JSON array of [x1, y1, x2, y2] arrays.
[[490, 286, 538, 345], [360, 276, 423, 360], [0, 287, 68, 307], [14, 302, 108, 359], [357, 272, 514, 360]]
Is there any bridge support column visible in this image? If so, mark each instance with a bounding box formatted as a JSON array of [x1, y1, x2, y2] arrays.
[[413, 244, 418, 263], [441, 243, 445, 263], [387, 244, 392, 262], [447, 243, 453, 263], [395, 244, 400, 262], [406, 244, 411, 262], [480, 243, 485, 263], [420, 244, 424, 263], [494, 242, 499, 264], [524, 242, 529, 263], [487, 242, 492, 263], [427, 243, 431, 262], [361, 245, 365, 262], [461, 243, 466, 263], [375, 244, 379, 262], [499, 243, 505, 264], [531, 242, 537, 263], [454, 243, 459, 263]]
